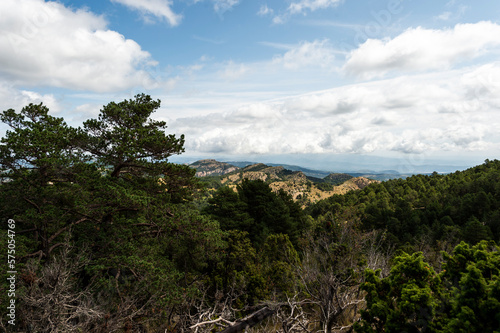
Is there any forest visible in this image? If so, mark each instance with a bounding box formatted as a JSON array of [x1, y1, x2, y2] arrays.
[[1, 95, 499, 332]]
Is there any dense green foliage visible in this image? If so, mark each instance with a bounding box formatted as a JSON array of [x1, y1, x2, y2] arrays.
[[308, 161, 500, 246], [314, 182, 335, 191], [322, 173, 353, 186], [204, 179, 307, 247], [356, 241, 500, 332], [1, 95, 499, 332]]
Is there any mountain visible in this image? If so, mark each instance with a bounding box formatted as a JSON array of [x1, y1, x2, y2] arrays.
[[182, 157, 429, 181], [222, 161, 415, 181], [347, 172, 429, 181], [223, 161, 258, 168], [221, 163, 306, 184], [265, 163, 332, 178], [189, 159, 239, 177], [191, 160, 379, 206]]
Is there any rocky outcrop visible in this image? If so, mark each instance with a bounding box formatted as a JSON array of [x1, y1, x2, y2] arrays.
[[335, 177, 379, 193], [190, 159, 239, 177]]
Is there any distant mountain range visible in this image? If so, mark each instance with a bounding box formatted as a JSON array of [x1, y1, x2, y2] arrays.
[[188, 159, 427, 181], [170, 152, 476, 175]]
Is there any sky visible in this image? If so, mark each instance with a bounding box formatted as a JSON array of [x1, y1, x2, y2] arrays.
[[1, 0, 500, 172]]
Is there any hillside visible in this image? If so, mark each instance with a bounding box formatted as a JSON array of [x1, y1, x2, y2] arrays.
[[192, 160, 379, 205], [322, 172, 353, 185], [307, 159, 500, 245]]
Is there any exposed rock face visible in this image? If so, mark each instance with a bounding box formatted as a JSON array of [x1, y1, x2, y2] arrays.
[[189, 159, 239, 177], [334, 177, 379, 194], [350, 176, 376, 189], [222, 164, 307, 184]]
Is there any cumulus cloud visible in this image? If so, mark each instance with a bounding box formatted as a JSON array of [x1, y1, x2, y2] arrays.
[[283, 90, 361, 116], [69, 103, 102, 123], [461, 63, 500, 101], [111, 0, 182, 25], [0, 0, 156, 92], [344, 21, 500, 79], [0, 81, 63, 136], [273, 40, 336, 70], [0, 82, 61, 113], [171, 63, 500, 156]]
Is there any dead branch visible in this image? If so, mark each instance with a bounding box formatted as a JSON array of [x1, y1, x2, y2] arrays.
[[220, 307, 275, 333], [190, 317, 236, 331]]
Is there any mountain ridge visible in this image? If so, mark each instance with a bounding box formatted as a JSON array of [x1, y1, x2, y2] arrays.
[[188, 159, 422, 181], [189, 159, 379, 206]]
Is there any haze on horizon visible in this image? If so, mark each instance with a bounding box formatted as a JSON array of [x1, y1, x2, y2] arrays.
[[0, 0, 499, 172]]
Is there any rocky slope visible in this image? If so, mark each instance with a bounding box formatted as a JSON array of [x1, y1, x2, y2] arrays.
[[191, 160, 380, 206]]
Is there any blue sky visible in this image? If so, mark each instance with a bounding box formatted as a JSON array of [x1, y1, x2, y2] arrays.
[[1, 0, 500, 172]]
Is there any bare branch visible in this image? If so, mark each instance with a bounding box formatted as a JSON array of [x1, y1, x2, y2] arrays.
[[190, 317, 236, 330]]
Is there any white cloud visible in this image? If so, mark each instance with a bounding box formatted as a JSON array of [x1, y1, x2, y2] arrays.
[[437, 3, 468, 21], [170, 63, 500, 156], [436, 11, 452, 21], [343, 21, 500, 79], [0, 0, 156, 92], [0, 81, 63, 136], [0, 82, 61, 113], [257, 4, 274, 16], [69, 103, 102, 123], [288, 0, 343, 14], [219, 61, 249, 80], [191, 0, 240, 14], [213, 0, 240, 13], [461, 62, 500, 100], [272, 15, 286, 25], [111, 0, 182, 26], [273, 40, 336, 70], [272, 0, 343, 24]]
